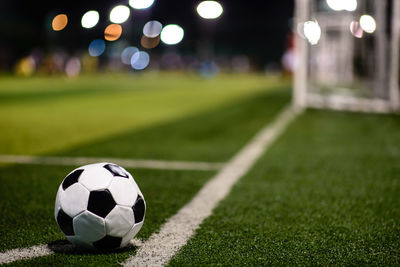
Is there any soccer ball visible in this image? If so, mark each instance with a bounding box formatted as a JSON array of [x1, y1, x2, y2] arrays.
[[54, 162, 146, 250]]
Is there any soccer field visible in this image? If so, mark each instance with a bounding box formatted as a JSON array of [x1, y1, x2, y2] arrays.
[[0, 73, 399, 265]]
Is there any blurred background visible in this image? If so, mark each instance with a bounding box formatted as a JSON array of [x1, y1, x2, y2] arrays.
[[0, 1, 295, 77], [1, 0, 398, 113], [1, 2, 400, 264]]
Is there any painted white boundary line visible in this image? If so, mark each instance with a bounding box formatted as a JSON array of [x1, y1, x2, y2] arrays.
[[0, 239, 143, 265], [123, 105, 302, 266], [0, 244, 56, 265], [0, 155, 225, 171], [0, 105, 301, 265]]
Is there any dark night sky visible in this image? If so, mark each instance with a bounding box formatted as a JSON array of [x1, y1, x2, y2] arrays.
[[0, 1, 294, 68]]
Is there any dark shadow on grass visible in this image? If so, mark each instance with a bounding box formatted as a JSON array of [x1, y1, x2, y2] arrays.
[[47, 239, 138, 255], [56, 88, 291, 162]]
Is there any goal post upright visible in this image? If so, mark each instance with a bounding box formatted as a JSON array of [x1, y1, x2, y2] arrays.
[[373, 0, 388, 99], [293, 0, 310, 109], [390, 0, 400, 110], [293, 0, 400, 114]]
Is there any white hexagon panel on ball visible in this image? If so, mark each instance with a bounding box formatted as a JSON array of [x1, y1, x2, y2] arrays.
[[108, 176, 139, 207], [78, 163, 114, 191]]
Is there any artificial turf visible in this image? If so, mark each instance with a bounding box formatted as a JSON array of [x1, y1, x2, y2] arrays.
[[0, 89, 289, 247], [2, 73, 398, 265], [0, 73, 289, 155], [0, 74, 291, 265], [169, 109, 400, 266], [0, 164, 214, 252], [59, 89, 290, 162]]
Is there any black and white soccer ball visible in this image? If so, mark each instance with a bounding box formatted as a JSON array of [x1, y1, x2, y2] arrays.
[[54, 162, 146, 250]]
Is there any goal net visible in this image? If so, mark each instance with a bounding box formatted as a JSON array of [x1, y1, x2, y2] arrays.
[[293, 0, 400, 113]]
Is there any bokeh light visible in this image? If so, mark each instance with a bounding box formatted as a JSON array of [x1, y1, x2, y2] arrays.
[[65, 58, 81, 77], [109, 5, 130, 24], [129, 0, 155, 9], [346, 0, 358, 11], [160, 24, 184, 45], [198, 61, 219, 77], [81, 11, 99, 29], [104, 24, 123, 41], [121, 46, 139, 65], [141, 35, 160, 49], [131, 51, 150, 70], [196, 1, 223, 19], [52, 52, 67, 71], [326, 0, 357, 12], [15, 57, 35, 76], [52, 14, 68, 31], [350, 21, 363, 38], [359, 15, 376, 33], [88, 39, 106, 57], [232, 55, 250, 73], [303, 20, 321, 45], [296, 22, 306, 39], [143, 20, 163, 38]]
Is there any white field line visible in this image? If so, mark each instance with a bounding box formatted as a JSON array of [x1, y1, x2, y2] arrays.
[[0, 239, 143, 265], [0, 105, 301, 265], [123, 105, 302, 266], [0, 244, 57, 265], [0, 155, 225, 171]]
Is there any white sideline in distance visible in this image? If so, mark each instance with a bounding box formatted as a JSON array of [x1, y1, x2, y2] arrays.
[[0, 239, 143, 265], [0, 155, 225, 171], [123, 105, 302, 266]]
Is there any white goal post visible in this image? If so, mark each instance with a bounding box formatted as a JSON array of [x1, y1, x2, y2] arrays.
[[293, 0, 400, 113]]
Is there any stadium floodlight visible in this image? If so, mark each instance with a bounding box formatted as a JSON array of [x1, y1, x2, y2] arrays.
[[326, 0, 357, 12], [359, 15, 376, 33], [143, 20, 163, 38], [81, 11, 99, 29], [303, 20, 321, 45], [129, 0, 155, 9], [196, 1, 223, 19], [160, 24, 184, 45], [109, 5, 130, 24]]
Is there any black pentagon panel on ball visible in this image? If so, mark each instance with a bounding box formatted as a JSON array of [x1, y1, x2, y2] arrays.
[[132, 195, 145, 223], [87, 189, 116, 218], [103, 164, 129, 178], [93, 235, 122, 250], [62, 169, 84, 190], [56, 209, 74, 236]]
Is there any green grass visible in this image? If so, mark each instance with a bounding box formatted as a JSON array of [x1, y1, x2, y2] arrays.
[[0, 81, 290, 252], [8, 247, 136, 266], [1, 73, 399, 265], [0, 165, 214, 252], [0, 73, 291, 265], [0, 73, 288, 155], [59, 89, 290, 162], [0, 165, 215, 266], [169, 110, 400, 265]]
